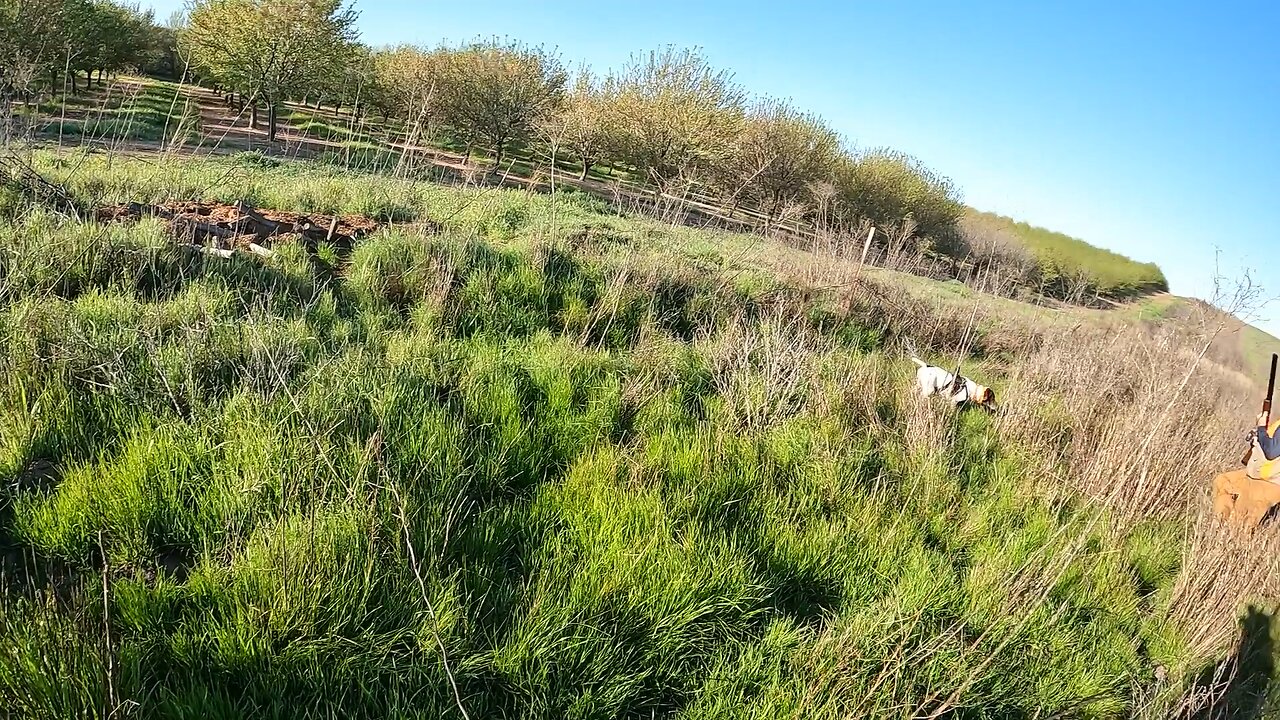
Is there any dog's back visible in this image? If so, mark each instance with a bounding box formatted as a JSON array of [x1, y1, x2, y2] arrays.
[[916, 363, 955, 397]]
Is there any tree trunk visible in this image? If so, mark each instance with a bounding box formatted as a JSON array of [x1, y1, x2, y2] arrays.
[[267, 102, 277, 142], [70, 73, 78, 94], [250, 102, 258, 128], [493, 144, 505, 171], [578, 161, 591, 181], [84, 71, 91, 90], [313, 97, 321, 110]]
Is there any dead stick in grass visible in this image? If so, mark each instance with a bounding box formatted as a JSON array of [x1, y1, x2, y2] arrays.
[[191, 245, 235, 259], [98, 531, 116, 716], [390, 484, 471, 720]]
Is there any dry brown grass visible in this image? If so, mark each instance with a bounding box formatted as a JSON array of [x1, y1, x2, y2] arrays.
[[703, 307, 831, 431], [984, 309, 1280, 715], [998, 323, 1249, 523], [775, 241, 1278, 714]]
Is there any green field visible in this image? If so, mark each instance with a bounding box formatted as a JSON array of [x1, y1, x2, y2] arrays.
[[0, 149, 1272, 718]]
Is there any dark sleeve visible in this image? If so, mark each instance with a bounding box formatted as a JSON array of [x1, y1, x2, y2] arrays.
[[1259, 425, 1280, 461]]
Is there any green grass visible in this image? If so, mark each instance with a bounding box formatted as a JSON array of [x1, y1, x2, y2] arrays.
[[1240, 324, 1280, 384], [0, 150, 1256, 718], [21, 78, 203, 144], [966, 210, 1168, 300]]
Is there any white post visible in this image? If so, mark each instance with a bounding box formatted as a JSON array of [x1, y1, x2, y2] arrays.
[[860, 226, 877, 266]]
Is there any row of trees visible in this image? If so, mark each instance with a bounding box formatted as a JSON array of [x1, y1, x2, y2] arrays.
[[365, 43, 963, 245], [2, 0, 964, 250], [0, 0, 177, 99], [176, 1, 963, 247]]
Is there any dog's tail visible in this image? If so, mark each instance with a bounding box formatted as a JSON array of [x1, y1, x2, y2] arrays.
[[903, 338, 928, 367]]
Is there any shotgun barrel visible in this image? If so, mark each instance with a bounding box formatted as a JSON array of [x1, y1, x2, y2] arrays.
[[1268, 353, 1279, 416], [1243, 353, 1279, 465]]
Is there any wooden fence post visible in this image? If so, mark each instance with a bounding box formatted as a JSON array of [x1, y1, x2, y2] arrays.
[[860, 226, 877, 266]]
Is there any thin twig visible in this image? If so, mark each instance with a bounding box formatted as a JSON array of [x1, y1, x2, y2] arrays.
[[390, 484, 471, 720]]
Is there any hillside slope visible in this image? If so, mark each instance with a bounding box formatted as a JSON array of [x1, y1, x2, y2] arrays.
[[962, 210, 1169, 302], [0, 149, 1274, 718], [14, 77, 1175, 311]]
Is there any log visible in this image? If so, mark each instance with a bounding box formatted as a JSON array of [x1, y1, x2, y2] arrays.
[[234, 200, 284, 237], [191, 244, 235, 259], [247, 242, 275, 258], [125, 201, 173, 220], [172, 217, 236, 240]]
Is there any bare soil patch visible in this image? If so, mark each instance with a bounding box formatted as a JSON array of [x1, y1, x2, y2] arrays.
[[96, 199, 382, 256]]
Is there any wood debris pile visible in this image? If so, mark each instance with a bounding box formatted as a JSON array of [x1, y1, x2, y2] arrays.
[[95, 200, 381, 258]]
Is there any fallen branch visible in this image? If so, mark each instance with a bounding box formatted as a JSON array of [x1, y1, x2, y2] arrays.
[[190, 244, 234, 259], [234, 199, 283, 237], [247, 242, 275, 258], [172, 217, 236, 241], [125, 201, 174, 220], [0, 149, 81, 220]]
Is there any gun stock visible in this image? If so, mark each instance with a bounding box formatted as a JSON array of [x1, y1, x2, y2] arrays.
[[1243, 353, 1280, 465]]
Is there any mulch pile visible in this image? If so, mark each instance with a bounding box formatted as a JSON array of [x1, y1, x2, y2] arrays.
[[96, 200, 381, 256]]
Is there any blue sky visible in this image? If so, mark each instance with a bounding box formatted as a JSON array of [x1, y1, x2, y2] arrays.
[[148, 0, 1280, 335]]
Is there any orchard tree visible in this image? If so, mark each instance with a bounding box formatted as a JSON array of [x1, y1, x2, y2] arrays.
[[611, 46, 744, 194], [374, 45, 443, 136], [436, 39, 566, 169], [316, 42, 377, 115], [83, 2, 160, 87], [715, 98, 841, 224], [0, 0, 63, 99], [538, 68, 619, 180], [0, 0, 100, 96], [834, 149, 964, 250], [139, 13, 182, 79], [183, 0, 359, 142]]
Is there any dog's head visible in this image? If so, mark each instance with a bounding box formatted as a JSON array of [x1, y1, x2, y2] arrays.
[[976, 386, 997, 411]]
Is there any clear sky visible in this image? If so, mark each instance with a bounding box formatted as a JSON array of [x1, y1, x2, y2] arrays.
[[146, 0, 1280, 334]]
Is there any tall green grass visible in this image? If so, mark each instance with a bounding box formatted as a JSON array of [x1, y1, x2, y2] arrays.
[[0, 152, 1243, 718]]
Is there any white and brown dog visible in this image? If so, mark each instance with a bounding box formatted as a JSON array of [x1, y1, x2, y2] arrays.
[[909, 354, 997, 411]]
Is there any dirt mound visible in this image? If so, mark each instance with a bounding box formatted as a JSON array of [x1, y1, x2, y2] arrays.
[[96, 200, 381, 256]]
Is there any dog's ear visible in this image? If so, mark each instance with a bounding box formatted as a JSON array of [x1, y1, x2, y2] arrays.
[[984, 388, 997, 406]]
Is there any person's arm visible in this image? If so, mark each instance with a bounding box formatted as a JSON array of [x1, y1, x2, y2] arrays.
[[1258, 419, 1280, 460]]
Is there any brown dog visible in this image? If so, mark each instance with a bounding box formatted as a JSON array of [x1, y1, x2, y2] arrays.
[[1213, 469, 1280, 528]]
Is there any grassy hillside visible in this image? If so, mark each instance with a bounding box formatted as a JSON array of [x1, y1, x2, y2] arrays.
[[1122, 293, 1280, 383], [15, 76, 1176, 310], [1239, 323, 1280, 385], [964, 210, 1169, 302], [0, 149, 1273, 718]]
